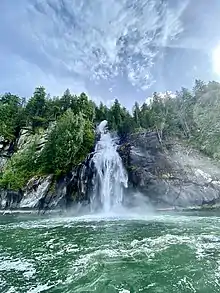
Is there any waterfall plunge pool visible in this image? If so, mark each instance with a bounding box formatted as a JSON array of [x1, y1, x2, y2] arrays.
[[1, 211, 220, 293]]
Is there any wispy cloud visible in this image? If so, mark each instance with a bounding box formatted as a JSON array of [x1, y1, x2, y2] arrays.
[[30, 0, 185, 89], [1, 0, 209, 103]]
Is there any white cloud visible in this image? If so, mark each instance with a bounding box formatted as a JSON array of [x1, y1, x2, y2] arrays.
[[0, 0, 188, 100], [0, 51, 85, 97], [27, 0, 186, 89]]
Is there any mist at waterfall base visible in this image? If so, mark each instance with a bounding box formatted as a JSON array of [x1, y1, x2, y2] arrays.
[[75, 120, 154, 218]]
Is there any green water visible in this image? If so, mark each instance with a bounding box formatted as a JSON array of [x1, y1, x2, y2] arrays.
[[1, 212, 220, 293]]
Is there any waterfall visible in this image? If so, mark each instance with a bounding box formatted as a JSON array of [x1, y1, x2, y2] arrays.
[[91, 120, 128, 212]]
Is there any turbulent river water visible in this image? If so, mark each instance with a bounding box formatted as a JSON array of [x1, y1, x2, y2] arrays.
[[1, 211, 220, 293]]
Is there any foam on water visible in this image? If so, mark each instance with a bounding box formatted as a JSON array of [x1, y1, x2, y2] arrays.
[[1, 212, 220, 292], [0, 257, 36, 278], [2, 211, 220, 231]]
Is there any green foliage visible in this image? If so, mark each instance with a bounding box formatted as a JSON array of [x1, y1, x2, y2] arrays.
[[94, 99, 135, 136], [25, 86, 52, 130], [40, 109, 95, 174], [193, 86, 220, 158], [117, 111, 136, 138], [0, 141, 39, 189], [2, 79, 220, 190], [0, 93, 26, 140], [136, 80, 220, 160], [133, 102, 141, 127], [75, 93, 95, 121], [0, 110, 95, 188], [95, 102, 109, 123]]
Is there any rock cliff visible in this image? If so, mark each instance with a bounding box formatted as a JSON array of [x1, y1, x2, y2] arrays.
[[119, 131, 220, 208], [0, 128, 94, 212], [2, 128, 220, 212]]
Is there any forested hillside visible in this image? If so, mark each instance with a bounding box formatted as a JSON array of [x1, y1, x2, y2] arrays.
[[1, 79, 220, 190]]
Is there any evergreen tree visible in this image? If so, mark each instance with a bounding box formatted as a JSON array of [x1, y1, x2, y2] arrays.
[[40, 109, 94, 174], [25, 86, 49, 129], [0, 93, 25, 140], [3, 78, 220, 190], [95, 102, 109, 123], [133, 102, 141, 128]]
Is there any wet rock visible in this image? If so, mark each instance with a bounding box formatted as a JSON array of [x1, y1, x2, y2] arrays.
[[17, 128, 33, 150], [119, 131, 220, 208], [0, 122, 97, 213], [0, 152, 95, 213], [0, 137, 13, 171], [20, 176, 52, 209], [0, 189, 23, 209]]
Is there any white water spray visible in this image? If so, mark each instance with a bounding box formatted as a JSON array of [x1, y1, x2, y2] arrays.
[[92, 121, 128, 212]]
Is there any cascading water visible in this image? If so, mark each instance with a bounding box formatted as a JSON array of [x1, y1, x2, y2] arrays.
[[91, 120, 128, 212]]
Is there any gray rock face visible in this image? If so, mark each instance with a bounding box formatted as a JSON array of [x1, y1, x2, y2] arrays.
[[0, 124, 96, 213], [0, 153, 95, 212], [0, 137, 12, 172], [119, 131, 220, 208], [2, 127, 220, 211]]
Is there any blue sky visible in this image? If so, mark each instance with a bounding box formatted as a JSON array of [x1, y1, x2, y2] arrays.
[[1, 0, 220, 108]]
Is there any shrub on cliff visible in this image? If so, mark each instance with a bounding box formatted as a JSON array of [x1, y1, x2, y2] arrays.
[[0, 140, 39, 190], [38, 109, 95, 175], [0, 109, 95, 189]]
